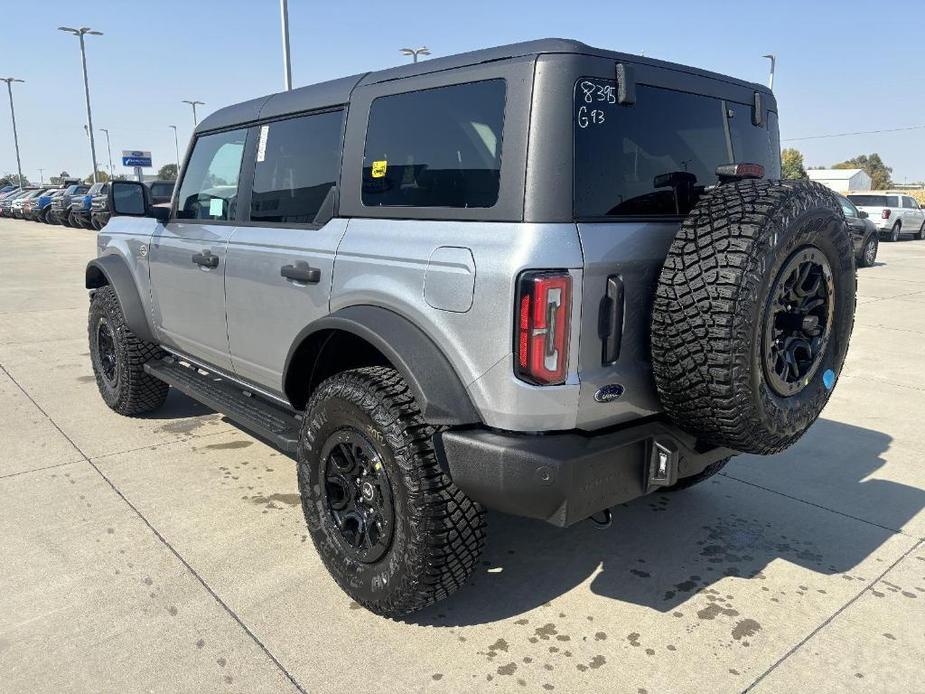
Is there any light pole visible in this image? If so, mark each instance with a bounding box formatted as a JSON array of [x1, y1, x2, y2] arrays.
[[762, 54, 776, 91], [400, 46, 430, 63], [59, 26, 103, 183], [99, 128, 114, 178], [38, 168, 44, 185], [280, 0, 292, 90], [169, 125, 180, 172], [0, 77, 24, 187], [182, 99, 205, 127]]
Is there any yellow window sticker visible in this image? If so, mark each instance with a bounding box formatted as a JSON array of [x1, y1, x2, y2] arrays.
[[371, 160, 388, 178]]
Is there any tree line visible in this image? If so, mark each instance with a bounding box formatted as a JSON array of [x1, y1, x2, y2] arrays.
[[782, 149, 895, 189]]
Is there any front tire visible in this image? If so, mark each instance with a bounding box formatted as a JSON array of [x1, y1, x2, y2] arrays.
[[916, 222, 925, 241], [298, 367, 485, 617], [88, 285, 169, 415]]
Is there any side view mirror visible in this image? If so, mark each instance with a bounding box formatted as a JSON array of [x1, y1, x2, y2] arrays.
[[858, 210, 869, 219], [109, 181, 169, 223]]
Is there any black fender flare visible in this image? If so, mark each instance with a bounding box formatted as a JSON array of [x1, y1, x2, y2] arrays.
[[284, 305, 480, 426], [85, 255, 156, 343]]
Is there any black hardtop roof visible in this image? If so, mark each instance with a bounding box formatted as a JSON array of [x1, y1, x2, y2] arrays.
[[195, 38, 772, 134]]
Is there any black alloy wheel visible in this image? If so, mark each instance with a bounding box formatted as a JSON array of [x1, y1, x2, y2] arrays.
[[96, 318, 119, 386], [321, 427, 395, 563], [863, 236, 878, 266], [763, 246, 834, 397]]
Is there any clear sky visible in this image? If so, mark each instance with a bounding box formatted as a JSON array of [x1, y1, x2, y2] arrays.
[[2, 0, 923, 184]]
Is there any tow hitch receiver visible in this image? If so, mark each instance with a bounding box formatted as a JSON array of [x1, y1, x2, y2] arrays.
[[647, 439, 679, 489]]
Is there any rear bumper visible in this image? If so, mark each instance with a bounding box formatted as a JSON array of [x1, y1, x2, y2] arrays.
[[436, 419, 731, 527]]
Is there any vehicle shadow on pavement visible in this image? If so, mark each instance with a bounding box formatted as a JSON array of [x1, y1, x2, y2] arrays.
[[409, 418, 923, 627], [137, 389, 215, 421]]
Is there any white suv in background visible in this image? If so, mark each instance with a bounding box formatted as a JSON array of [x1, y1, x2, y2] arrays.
[[847, 193, 925, 241]]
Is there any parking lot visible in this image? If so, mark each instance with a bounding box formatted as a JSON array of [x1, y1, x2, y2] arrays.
[[0, 216, 923, 693]]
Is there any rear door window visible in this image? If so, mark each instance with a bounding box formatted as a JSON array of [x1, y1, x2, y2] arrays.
[[250, 110, 344, 224], [362, 79, 506, 208], [176, 128, 247, 221], [574, 82, 777, 218]]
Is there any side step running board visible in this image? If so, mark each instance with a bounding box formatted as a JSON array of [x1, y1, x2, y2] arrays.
[[144, 357, 301, 454]]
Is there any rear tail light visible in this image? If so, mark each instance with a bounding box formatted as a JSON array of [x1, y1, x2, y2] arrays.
[[882, 209, 891, 220], [515, 271, 572, 385]]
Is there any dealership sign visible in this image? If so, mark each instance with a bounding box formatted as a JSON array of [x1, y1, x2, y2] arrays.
[[122, 150, 152, 167]]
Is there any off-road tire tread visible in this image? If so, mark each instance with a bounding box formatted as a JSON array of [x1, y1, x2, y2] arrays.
[[651, 179, 853, 454], [301, 366, 485, 617], [89, 285, 169, 415]]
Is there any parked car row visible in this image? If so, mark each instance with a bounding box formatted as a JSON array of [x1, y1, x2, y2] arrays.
[[847, 193, 925, 242], [0, 180, 176, 229]]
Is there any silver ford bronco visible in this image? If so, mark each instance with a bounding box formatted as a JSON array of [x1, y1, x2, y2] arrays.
[[87, 39, 856, 617]]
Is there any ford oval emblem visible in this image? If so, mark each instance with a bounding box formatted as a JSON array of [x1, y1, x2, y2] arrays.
[[594, 384, 625, 403]]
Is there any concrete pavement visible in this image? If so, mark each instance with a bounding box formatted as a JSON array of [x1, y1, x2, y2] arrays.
[[1, 218, 923, 693]]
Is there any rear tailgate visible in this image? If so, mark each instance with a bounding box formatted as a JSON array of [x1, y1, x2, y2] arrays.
[[571, 75, 780, 431]]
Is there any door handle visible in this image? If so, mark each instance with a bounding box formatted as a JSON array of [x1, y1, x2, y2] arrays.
[[192, 251, 219, 269], [281, 262, 321, 284]]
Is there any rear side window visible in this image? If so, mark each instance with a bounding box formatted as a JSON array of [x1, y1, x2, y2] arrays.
[[250, 110, 344, 224], [574, 82, 776, 218], [176, 128, 247, 221], [848, 195, 886, 207], [362, 80, 506, 208]]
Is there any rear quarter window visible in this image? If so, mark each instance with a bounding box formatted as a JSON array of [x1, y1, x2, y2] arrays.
[[361, 79, 506, 209]]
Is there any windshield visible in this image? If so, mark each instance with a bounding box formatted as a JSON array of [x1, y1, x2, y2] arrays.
[[574, 81, 779, 218]]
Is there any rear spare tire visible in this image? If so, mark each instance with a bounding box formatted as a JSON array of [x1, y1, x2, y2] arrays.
[[651, 179, 855, 455]]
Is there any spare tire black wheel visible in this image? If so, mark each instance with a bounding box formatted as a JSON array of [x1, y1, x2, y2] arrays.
[[651, 179, 855, 455]]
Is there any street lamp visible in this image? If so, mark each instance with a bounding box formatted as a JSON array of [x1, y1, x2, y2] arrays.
[[400, 46, 430, 63], [762, 54, 776, 91], [280, 0, 292, 90], [99, 128, 114, 178], [0, 77, 25, 187], [169, 125, 181, 172], [58, 26, 103, 183], [182, 100, 205, 126], [38, 168, 44, 185]]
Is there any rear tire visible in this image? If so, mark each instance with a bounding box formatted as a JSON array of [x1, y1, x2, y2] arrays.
[[88, 285, 169, 415], [651, 180, 855, 455], [889, 222, 901, 241], [298, 366, 485, 617], [857, 235, 878, 268], [916, 222, 925, 241], [664, 458, 730, 491]]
